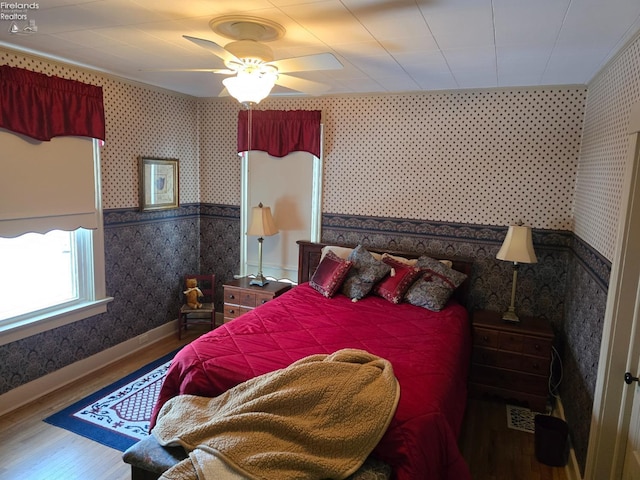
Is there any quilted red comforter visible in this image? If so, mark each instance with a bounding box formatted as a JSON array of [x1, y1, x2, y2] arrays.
[[151, 283, 471, 480]]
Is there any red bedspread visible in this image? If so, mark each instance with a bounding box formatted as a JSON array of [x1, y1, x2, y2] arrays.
[[152, 283, 471, 480]]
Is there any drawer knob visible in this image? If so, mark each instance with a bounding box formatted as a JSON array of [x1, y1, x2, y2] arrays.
[[625, 372, 639, 385], [229, 309, 235, 314], [261, 299, 268, 304], [534, 343, 541, 351], [482, 335, 489, 342], [228, 294, 235, 299]]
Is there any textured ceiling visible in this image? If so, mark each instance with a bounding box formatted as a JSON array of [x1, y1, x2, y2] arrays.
[[1, 0, 639, 98]]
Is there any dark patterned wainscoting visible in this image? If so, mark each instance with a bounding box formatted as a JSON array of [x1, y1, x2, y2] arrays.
[[199, 203, 242, 310], [561, 235, 610, 474], [321, 213, 572, 326]]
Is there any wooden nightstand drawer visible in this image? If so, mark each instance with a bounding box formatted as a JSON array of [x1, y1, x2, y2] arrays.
[[224, 287, 242, 304], [520, 354, 551, 375], [223, 304, 241, 319], [495, 350, 525, 370], [498, 331, 523, 353], [523, 336, 551, 357], [255, 292, 273, 306], [473, 327, 499, 348], [240, 291, 257, 307], [472, 346, 498, 366]]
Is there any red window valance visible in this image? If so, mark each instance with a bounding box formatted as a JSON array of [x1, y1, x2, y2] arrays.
[[0, 65, 105, 141], [237, 109, 321, 158]]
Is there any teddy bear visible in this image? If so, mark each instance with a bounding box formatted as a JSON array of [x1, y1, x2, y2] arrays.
[[184, 278, 203, 309]]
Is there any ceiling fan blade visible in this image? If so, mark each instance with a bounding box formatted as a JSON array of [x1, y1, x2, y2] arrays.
[[269, 53, 343, 74], [141, 68, 236, 74], [211, 69, 237, 75], [183, 35, 240, 65], [275, 74, 330, 95]]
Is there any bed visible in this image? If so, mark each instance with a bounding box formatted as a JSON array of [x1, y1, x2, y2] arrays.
[[150, 241, 473, 480]]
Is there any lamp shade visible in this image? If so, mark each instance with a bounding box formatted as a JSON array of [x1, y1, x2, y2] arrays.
[[496, 225, 537, 264], [223, 70, 276, 105], [247, 203, 278, 237]]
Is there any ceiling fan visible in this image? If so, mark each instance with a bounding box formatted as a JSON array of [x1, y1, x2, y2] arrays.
[[171, 16, 343, 104]]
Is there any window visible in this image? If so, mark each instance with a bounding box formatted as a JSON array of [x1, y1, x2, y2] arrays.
[[240, 146, 322, 283], [0, 229, 93, 321], [0, 136, 111, 345]]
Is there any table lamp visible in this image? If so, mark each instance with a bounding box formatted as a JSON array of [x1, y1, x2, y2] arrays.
[[247, 203, 279, 286], [496, 224, 537, 322]]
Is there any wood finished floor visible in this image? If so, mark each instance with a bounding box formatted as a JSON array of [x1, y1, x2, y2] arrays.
[[0, 330, 568, 480]]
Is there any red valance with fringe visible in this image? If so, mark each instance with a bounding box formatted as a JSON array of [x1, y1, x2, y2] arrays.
[[237, 109, 321, 158], [0, 65, 105, 141]]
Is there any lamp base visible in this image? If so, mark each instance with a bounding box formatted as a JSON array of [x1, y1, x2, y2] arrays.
[[249, 274, 269, 287], [502, 307, 520, 323]]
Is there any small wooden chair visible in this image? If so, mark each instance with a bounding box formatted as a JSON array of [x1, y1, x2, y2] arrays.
[[178, 274, 216, 339]]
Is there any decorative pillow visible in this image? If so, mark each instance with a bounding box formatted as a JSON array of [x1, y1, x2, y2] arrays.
[[374, 257, 422, 303], [309, 250, 353, 298], [381, 252, 418, 266], [439, 259, 453, 269], [405, 255, 467, 311], [320, 245, 354, 261], [341, 245, 392, 300]]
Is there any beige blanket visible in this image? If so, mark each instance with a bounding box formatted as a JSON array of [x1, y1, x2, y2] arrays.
[[152, 348, 400, 480]]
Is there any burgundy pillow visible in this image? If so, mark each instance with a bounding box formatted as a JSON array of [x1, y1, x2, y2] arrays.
[[310, 250, 353, 298], [374, 256, 422, 304]]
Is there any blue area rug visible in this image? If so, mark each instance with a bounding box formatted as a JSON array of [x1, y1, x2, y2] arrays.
[[44, 349, 179, 451]]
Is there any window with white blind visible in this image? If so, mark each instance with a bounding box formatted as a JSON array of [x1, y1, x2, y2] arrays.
[[0, 130, 110, 345]]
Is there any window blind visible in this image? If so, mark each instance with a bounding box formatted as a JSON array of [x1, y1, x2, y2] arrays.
[[0, 129, 97, 238]]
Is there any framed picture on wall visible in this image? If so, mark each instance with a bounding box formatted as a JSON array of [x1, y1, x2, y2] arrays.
[[139, 157, 179, 211]]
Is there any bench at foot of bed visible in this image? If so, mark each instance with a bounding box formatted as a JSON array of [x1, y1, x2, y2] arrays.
[[122, 435, 392, 480]]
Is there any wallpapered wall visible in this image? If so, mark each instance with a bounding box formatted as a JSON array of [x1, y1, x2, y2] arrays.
[[197, 90, 585, 231], [562, 34, 640, 472], [576, 36, 640, 262], [0, 40, 631, 476]]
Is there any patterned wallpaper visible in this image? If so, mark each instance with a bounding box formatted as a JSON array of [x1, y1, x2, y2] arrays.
[[199, 90, 586, 231], [562, 33, 640, 473], [576, 37, 640, 261]]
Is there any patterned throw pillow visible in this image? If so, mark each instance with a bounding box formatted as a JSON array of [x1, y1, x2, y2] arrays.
[[405, 255, 467, 311], [374, 256, 422, 303], [309, 250, 353, 298], [341, 245, 392, 300]]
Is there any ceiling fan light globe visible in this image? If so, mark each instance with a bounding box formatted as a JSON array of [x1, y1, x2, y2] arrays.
[[223, 71, 276, 105]]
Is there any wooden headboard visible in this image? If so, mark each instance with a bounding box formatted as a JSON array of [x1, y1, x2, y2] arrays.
[[297, 240, 474, 306]]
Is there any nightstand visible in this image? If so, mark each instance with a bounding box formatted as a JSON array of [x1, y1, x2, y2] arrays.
[[469, 309, 554, 412], [223, 277, 292, 323]]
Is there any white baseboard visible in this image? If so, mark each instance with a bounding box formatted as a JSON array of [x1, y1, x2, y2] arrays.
[[0, 321, 178, 417], [555, 396, 583, 480]]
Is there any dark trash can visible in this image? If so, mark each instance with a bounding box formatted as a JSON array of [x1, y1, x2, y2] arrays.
[[534, 414, 569, 467]]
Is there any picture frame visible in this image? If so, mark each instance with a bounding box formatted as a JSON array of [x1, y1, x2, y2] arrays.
[[139, 157, 179, 211]]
